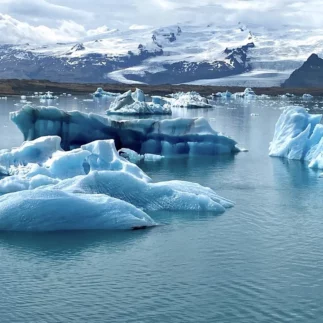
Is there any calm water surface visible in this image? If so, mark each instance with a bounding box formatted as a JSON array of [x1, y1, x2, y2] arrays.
[[0, 94, 323, 322]]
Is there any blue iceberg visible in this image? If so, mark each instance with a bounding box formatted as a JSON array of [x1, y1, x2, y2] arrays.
[[269, 106, 323, 169]]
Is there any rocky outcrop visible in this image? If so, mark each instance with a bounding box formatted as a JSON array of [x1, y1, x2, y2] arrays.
[[283, 54, 323, 88]]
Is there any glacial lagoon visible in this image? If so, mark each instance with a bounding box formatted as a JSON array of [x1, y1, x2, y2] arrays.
[[0, 94, 323, 322]]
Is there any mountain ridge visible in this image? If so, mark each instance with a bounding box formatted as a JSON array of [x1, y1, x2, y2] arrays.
[[1, 24, 323, 86]]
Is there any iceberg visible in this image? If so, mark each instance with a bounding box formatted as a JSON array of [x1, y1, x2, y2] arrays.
[[0, 136, 61, 174], [11, 105, 240, 156], [55, 172, 233, 213], [0, 137, 234, 231], [232, 88, 256, 99], [92, 87, 119, 98], [221, 91, 233, 99], [0, 190, 155, 231], [302, 93, 313, 99], [40, 91, 58, 100], [243, 88, 256, 98], [269, 106, 323, 169], [170, 92, 213, 108], [119, 148, 164, 163], [107, 89, 172, 115]]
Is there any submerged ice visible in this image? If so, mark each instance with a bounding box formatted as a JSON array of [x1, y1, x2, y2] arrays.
[[269, 106, 323, 169], [0, 137, 234, 231], [11, 105, 240, 156]]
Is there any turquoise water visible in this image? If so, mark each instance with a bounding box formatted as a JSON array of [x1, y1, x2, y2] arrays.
[[0, 95, 323, 322]]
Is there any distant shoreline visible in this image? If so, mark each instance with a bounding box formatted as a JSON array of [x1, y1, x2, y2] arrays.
[[1, 79, 323, 96]]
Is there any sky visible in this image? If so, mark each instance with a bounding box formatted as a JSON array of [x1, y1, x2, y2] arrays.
[[0, 0, 322, 44]]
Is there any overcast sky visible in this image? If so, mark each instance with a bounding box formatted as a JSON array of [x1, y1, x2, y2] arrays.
[[0, 0, 322, 44]]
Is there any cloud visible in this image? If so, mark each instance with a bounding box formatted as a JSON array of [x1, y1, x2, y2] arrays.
[[0, 0, 92, 26], [0, 0, 322, 45], [129, 24, 152, 30], [0, 13, 86, 44]]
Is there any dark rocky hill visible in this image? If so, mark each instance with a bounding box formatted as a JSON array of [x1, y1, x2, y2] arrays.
[[283, 54, 323, 88]]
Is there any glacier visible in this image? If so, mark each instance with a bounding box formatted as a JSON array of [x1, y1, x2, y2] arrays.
[[0, 137, 234, 231], [269, 106, 323, 169], [10, 105, 240, 156], [107, 88, 172, 115]]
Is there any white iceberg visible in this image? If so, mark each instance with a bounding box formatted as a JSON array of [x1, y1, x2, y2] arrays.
[[302, 93, 313, 99], [243, 88, 256, 98], [0, 136, 61, 174], [119, 148, 164, 163], [11, 105, 240, 156], [92, 87, 119, 98], [269, 106, 323, 169], [107, 89, 172, 115], [40, 91, 58, 100], [232, 88, 256, 99], [170, 92, 213, 108]]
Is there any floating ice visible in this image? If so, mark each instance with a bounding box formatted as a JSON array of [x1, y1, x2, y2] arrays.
[[0, 137, 234, 231], [40, 91, 58, 100], [107, 89, 172, 115], [269, 106, 323, 169], [0, 136, 62, 174], [302, 93, 313, 99], [232, 88, 257, 99], [220, 91, 233, 99], [170, 92, 213, 108], [119, 148, 164, 163], [55, 172, 234, 213], [92, 87, 120, 98], [0, 190, 155, 231], [11, 105, 240, 156], [243, 88, 256, 98]]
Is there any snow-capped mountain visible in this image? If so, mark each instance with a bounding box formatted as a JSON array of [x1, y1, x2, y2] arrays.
[[0, 23, 323, 86]]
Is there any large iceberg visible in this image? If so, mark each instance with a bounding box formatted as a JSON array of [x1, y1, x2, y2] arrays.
[[0, 137, 234, 231], [0, 190, 155, 231], [170, 92, 213, 109], [11, 105, 240, 156], [107, 89, 172, 115], [269, 106, 323, 169]]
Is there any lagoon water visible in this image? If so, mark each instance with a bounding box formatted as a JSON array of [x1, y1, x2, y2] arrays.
[[0, 95, 323, 322]]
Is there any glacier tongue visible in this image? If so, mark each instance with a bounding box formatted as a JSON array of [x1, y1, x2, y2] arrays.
[[10, 105, 240, 156], [269, 106, 323, 169]]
